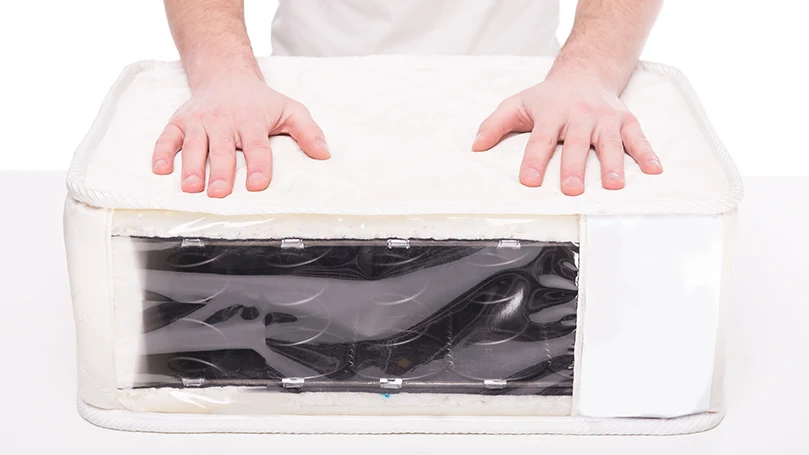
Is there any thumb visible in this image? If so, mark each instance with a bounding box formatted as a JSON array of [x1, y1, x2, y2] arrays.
[[279, 103, 331, 160], [472, 99, 532, 152]]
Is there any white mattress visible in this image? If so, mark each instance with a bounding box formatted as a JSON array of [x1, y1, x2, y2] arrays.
[[63, 55, 742, 435]]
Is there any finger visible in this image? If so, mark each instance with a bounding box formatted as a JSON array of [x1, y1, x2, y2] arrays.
[[621, 115, 662, 174], [238, 123, 272, 192], [519, 122, 562, 187], [152, 123, 183, 174], [278, 104, 330, 160], [472, 99, 532, 152], [560, 122, 593, 196], [594, 125, 626, 191], [180, 122, 207, 193], [206, 123, 237, 198]]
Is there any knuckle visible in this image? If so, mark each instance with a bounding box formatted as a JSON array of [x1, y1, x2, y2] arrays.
[[288, 101, 311, 117], [210, 105, 228, 120], [280, 123, 298, 138], [242, 139, 269, 152], [572, 101, 594, 116], [630, 136, 653, 153], [599, 138, 624, 152], [527, 134, 557, 149], [564, 138, 591, 149], [192, 106, 227, 123], [210, 142, 234, 156], [165, 119, 186, 133], [240, 110, 265, 124], [596, 105, 621, 119], [167, 117, 184, 127], [154, 135, 172, 146], [182, 139, 202, 150], [622, 112, 639, 125]]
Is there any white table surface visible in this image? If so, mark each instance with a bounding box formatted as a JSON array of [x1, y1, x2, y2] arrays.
[[1, 171, 807, 454]]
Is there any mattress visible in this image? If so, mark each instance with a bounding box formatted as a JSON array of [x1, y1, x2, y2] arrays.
[[63, 55, 742, 435]]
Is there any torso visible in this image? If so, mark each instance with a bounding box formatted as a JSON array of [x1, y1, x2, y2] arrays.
[[271, 0, 561, 57]]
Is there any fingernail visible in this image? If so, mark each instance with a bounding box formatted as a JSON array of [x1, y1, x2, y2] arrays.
[[153, 159, 167, 170], [247, 173, 266, 185], [605, 171, 623, 182], [564, 175, 583, 189], [209, 179, 226, 190], [475, 130, 485, 142], [183, 175, 201, 186], [316, 139, 331, 158], [648, 159, 662, 171], [521, 167, 541, 183]]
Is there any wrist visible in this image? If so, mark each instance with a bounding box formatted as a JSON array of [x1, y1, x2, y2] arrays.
[[183, 52, 264, 92], [547, 35, 640, 95], [546, 57, 634, 95]]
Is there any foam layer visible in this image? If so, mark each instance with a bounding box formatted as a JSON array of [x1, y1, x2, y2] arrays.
[[117, 388, 572, 417], [111, 210, 579, 241]]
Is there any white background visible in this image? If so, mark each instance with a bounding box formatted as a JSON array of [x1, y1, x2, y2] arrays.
[[1, 1, 807, 175], [1, 3, 809, 452]]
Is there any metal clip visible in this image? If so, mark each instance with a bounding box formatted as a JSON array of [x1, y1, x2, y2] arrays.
[[280, 239, 305, 249], [181, 238, 205, 249], [181, 377, 205, 387], [380, 378, 403, 390], [483, 379, 508, 390], [497, 240, 521, 249], [387, 239, 410, 249], [281, 377, 305, 389]]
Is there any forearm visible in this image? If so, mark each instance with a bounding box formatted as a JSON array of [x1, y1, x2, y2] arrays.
[[164, 0, 262, 90], [549, 0, 662, 93]]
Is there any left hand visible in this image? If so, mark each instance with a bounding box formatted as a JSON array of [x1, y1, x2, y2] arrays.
[[472, 74, 663, 196]]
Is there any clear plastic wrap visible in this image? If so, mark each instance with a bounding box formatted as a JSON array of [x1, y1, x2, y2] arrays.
[[110, 214, 580, 412]]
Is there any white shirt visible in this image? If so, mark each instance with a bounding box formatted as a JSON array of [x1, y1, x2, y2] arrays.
[[271, 0, 561, 57]]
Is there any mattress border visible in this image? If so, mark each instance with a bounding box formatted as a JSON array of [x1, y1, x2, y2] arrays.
[[65, 57, 743, 217], [77, 397, 725, 435]]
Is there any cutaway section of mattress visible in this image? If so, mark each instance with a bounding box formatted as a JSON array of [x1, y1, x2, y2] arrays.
[[110, 213, 579, 415]]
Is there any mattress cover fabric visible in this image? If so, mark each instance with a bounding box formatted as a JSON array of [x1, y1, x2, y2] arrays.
[[66, 56, 742, 217]]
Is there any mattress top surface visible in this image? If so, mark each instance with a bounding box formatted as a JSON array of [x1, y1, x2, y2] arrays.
[[66, 56, 742, 216]]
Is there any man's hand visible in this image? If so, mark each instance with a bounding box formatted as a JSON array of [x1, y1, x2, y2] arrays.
[[151, 72, 329, 198], [157, 0, 329, 198], [474, 0, 664, 195], [472, 74, 661, 196]]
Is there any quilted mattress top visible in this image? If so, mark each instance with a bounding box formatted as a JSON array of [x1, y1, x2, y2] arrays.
[[66, 56, 742, 216]]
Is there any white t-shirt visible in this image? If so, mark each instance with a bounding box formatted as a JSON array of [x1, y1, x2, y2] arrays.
[[271, 0, 561, 57]]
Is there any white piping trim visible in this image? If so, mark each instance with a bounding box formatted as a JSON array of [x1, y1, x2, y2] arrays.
[[78, 397, 724, 435]]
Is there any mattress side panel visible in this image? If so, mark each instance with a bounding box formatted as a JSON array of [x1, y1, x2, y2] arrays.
[[575, 214, 724, 418], [709, 210, 738, 411], [64, 197, 119, 409]]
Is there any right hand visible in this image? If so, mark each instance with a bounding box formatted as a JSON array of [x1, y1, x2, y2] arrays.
[[151, 72, 330, 198]]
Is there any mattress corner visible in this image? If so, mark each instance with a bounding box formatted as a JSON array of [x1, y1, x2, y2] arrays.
[[66, 60, 159, 208], [643, 60, 744, 215]]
